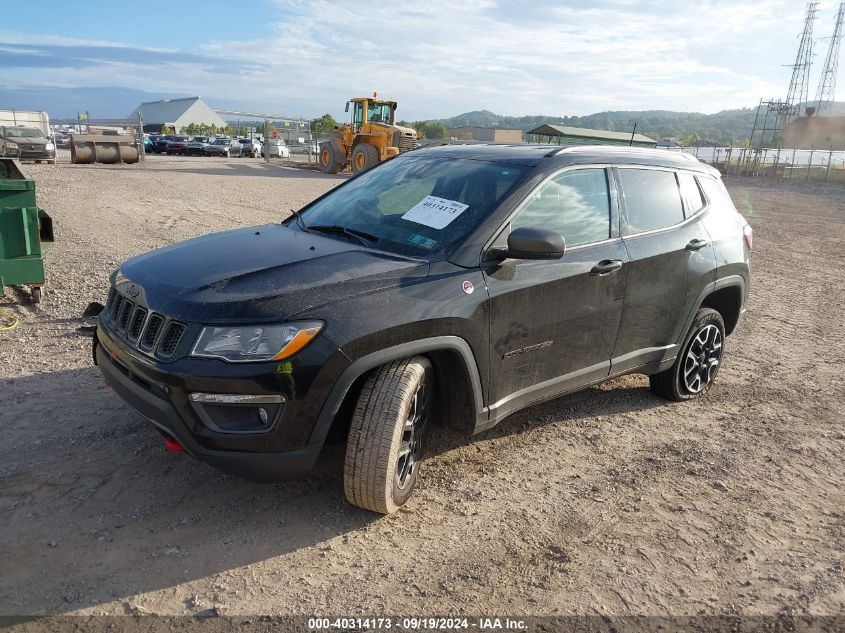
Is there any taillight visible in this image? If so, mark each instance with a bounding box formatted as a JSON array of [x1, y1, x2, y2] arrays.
[[743, 224, 753, 250]]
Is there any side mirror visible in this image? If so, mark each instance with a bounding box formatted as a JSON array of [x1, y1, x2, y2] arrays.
[[345, 101, 350, 113], [492, 227, 566, 260]]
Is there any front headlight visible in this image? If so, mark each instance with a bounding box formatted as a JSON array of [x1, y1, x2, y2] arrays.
[[45, 142, 55, 151], [6, 142, 18, 149], [191, 321, 323, 362]]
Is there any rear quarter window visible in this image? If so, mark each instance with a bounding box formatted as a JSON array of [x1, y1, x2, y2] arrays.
[[619, 168, 684, 233], [697, 176, 736, 211], [678, 172, 706, 216]]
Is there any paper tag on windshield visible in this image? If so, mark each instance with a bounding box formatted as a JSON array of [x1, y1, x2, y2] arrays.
[[401, 196, 469, 230]]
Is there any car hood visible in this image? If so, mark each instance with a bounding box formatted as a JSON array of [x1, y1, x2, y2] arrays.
[[11, 137, 48, 146], [117, 224, 429, 323]]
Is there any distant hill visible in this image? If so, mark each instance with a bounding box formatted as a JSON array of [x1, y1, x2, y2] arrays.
[[437, 103, 845, 144]]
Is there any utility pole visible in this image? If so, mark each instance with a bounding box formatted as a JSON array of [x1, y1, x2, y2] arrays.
[[137, 111, 145, 161], [815, 2, 845, 115]]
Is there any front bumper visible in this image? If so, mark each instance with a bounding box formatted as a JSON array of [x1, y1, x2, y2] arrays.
[[18, 148, 54, 161], [94, 322, 350, 481]]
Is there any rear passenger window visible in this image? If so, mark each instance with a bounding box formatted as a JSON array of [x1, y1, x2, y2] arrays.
[[619, 168, 684, 233], [511, 168, 610, 247], [678, 172, 705, 216]]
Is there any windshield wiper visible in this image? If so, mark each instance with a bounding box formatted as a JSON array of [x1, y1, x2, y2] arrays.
[[288, 208, 308, 232], [307, 224, 380, 246]]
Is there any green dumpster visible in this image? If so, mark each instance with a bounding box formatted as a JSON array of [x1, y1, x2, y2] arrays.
[[0, 158, 53, 303]]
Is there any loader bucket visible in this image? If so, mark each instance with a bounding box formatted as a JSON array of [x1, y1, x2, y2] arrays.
[[70, 133, 139, 165]]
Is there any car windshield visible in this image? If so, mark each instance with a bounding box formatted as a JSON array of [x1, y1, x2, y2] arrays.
[[212, 139, 228, 145], [173, 136, 188, 142], [5, 128, 45, 138], [298, 155, 527, 257], [192, 137, 208, 143]]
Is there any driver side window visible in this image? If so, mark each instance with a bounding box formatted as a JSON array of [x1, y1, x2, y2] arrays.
[[510, 168, 611, 248]]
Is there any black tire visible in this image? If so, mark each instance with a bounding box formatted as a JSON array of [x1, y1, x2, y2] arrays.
[[650, 308, 725, 401], [344, 356, 433, 514], [31, 287, 42, 304], [319, 142, 344, 174], [351, 144, 379, 174]]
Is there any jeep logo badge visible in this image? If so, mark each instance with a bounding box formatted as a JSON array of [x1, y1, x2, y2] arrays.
[[126, 284, 140, 298], [462, 280, 474, 295]]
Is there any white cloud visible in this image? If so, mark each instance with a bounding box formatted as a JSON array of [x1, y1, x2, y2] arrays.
[[0, 0, 826, 118]]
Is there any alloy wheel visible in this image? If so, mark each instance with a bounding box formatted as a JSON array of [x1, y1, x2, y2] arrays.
[[395, 378, 429, 491], [682, 324, 723, 393]]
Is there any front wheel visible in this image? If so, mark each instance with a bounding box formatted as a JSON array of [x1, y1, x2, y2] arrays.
[[351, 144, 378, 174], [344, 356, 433, 514], [650, 308, 725, 401]]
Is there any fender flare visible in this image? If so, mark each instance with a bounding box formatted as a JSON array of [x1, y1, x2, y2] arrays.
[[307, 336, 486, 447], [677, 274, 747, 347]]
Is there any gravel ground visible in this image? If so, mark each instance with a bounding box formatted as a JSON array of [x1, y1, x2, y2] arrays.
[[0, 157, 843, 621]]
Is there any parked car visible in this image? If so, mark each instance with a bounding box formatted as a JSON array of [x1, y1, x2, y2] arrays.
[[151, 135, 176, 154], [185, 136, 213, 156], [93, 145, 751, 514], [0, 131, 20, 158], [204, 138, 242, 157], [261, 139, 290, 158], [56, 133, 72, 149], [238, 138, 261, 157], [143, 135, 155, 153], [287, 140, 318, 154], [0, 126, 56, 163], [165, 136, 191, 155]]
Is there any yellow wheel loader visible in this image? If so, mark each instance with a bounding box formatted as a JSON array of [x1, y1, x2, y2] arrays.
[[319, 95, 417, 174]]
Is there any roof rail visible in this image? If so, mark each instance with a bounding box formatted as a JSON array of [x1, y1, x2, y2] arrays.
[[547, 145, 702, 163]]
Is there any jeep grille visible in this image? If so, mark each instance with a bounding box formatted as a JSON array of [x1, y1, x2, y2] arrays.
[[105, 289, 188, 361]]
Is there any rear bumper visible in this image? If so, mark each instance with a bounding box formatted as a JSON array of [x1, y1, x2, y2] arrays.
[[95, 337, 325, 482]]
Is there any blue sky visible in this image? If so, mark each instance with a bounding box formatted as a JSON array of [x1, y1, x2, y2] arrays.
[[1, 0, 841, 120]]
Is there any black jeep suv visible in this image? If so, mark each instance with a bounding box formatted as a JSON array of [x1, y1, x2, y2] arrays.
[[94, 145, 751, 514]]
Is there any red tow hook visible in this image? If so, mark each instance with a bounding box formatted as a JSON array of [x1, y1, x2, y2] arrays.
[[164, 436, 184, 453]]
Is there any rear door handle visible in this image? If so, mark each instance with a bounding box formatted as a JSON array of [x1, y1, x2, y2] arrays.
[[590, 259, 623, 275], [685, 238, 709, 251]]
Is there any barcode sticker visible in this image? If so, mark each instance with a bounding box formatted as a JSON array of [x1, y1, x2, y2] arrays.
[[401, 195, 469, 230]]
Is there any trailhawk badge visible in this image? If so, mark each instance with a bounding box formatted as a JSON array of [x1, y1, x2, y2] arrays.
[[462, 280, 474, 295]]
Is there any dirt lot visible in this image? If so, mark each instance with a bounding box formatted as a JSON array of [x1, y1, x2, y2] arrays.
[[0, 156, 843, 620]]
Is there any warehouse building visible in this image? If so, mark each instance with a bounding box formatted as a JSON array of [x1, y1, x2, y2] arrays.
[[526, 124, 656, 148], [129, 97, 226, 133], [448, 126, 523, 143]]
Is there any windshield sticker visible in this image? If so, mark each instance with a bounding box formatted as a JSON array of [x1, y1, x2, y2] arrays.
[[401, 195, 469, 230], [407, 234, 438, 249]]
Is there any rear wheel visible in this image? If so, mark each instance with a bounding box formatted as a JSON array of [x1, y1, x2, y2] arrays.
[[319, 142, 344, 174], [650, 308, 725, 401], [344, 356, 433, 514], [351, 144, 379, 174]]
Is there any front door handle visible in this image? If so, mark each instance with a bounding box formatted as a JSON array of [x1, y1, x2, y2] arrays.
[[685, 238, 709, 251], [590, 259, 623, 275]]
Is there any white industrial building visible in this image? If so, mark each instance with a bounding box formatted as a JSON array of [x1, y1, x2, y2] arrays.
[[129, 97, 226, 132]]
